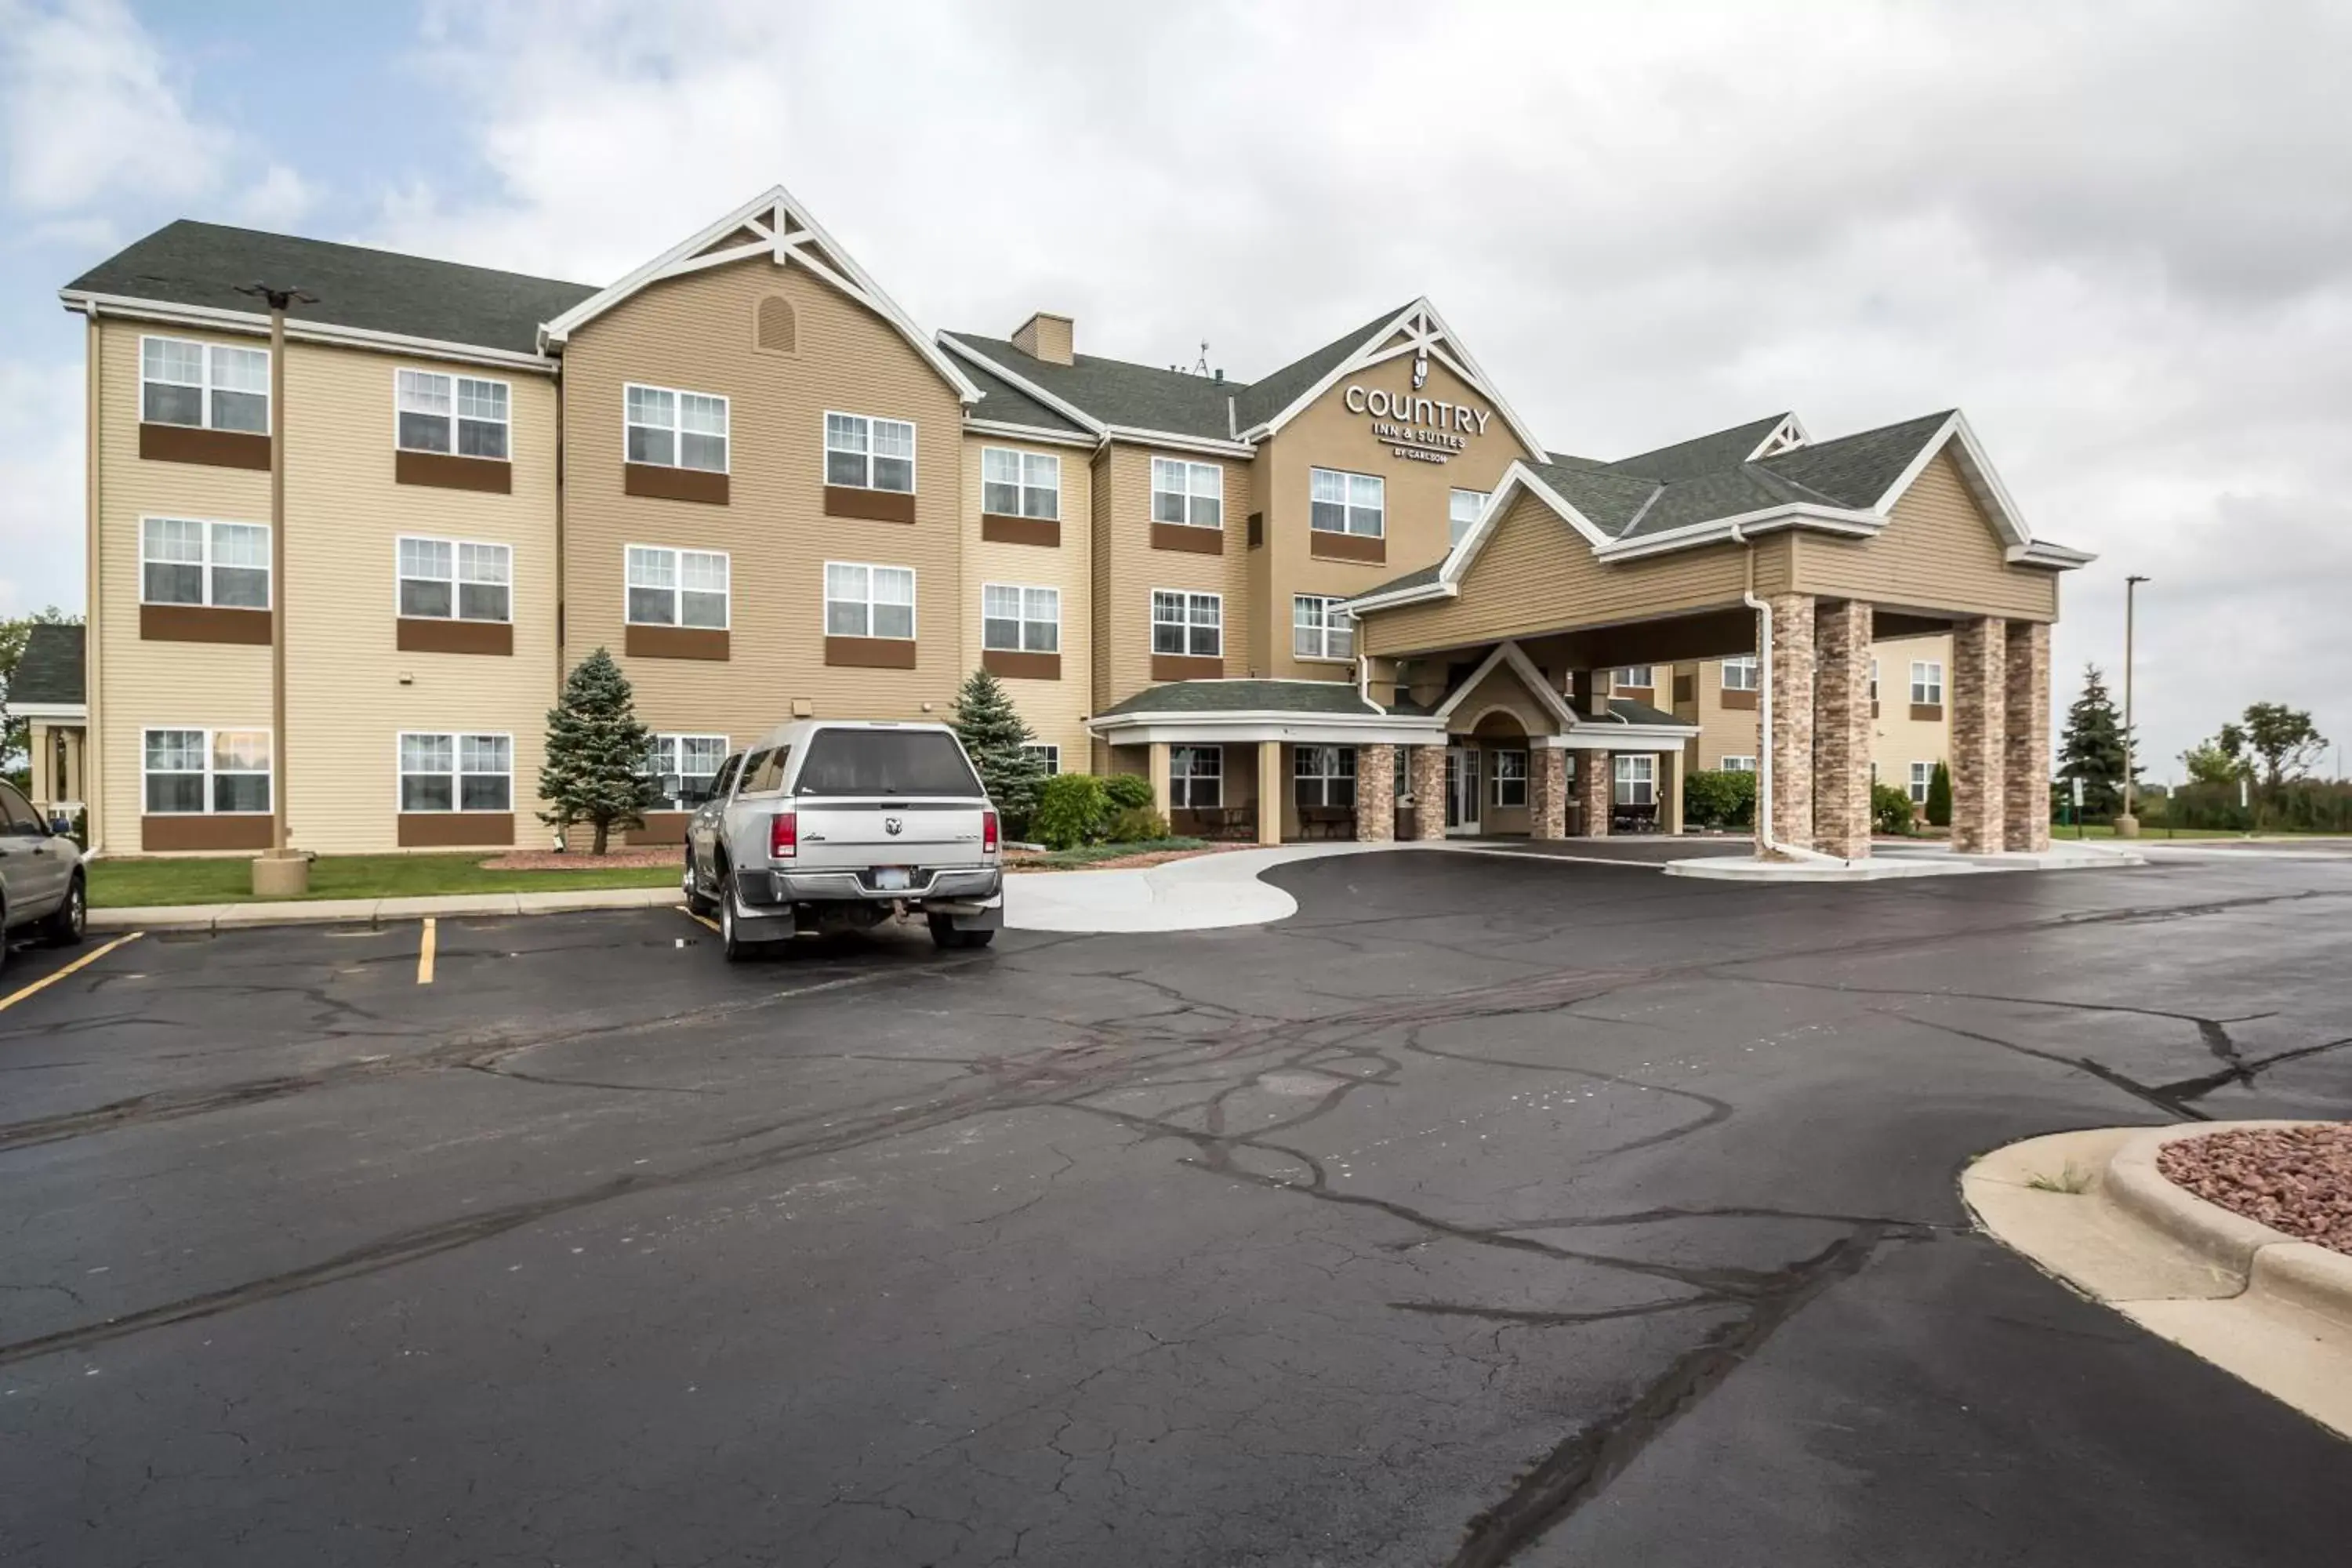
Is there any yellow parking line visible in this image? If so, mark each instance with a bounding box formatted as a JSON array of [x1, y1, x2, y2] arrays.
[[677, 905, 719, 934], [0, 931, 144, 1014], [417, 918, 437, 985]]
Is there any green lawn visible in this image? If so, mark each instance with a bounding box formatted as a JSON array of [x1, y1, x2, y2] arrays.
[[2058, 824, 2350, 841], [90, 852, 680, 909]]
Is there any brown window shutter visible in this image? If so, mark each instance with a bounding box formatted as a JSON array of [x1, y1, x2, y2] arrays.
[[1247, 511, 1264, 549], [1674, 673, 1694, 703]]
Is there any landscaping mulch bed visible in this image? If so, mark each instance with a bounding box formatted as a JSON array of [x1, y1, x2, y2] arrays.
[[2158, 1123, 2352, 1255], [479, 848, 677, 872], [1006, 844, 1255, 873]]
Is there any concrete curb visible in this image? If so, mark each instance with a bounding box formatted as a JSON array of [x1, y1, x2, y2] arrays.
[[89, 885, 684, 934]]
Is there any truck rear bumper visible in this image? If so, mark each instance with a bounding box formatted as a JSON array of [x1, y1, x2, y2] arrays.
[[758, 865, 1000, 903]]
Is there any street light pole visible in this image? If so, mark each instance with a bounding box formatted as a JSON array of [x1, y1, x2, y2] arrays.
[[235, 282, 316, 897], [2116, 573, 2150, 838]]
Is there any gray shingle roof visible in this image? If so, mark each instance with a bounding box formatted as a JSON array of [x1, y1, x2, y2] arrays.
[[9, 622, 85, 707], [1602, 414, 1789, 482], [1606, 697, 1682, 728], [1228, 303, 1414, 432], [1752, 409, 1954, 509], [1348, 558, 1450, 603], [1097, 679, 1384, 718], [66, 220, 597, 357], [957, 353, 1089, 437], [943, 332, 1240, 440], [1530, 461, 1661, 535]]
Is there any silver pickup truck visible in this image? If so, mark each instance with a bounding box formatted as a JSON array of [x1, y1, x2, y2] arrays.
[[682, 720, 1003, 960]]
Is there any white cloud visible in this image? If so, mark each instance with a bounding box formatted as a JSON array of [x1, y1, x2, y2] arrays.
[[0, 358, 85, 617], [0, 0, 230, 211], [235, 163, 317, 230]]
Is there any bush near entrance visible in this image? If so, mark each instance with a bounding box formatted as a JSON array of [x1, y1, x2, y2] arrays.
[[1030, 771, 1178, 850], [1683, 768, 1756, 829], [1872, 782, 1918, 837]]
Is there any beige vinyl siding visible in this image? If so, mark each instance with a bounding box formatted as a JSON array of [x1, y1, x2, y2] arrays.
[[1257, 353, 1530, 680], [1449, 659, 1557, 737], [1091, 443, 1249, 708], [89, 318, 558, 854], [1867, 632, 1954, 786], [960, 434, 1093, 762], [561, 256, 967, 740], [1690, 659, 1762, 770], [1793, 451, 2057, 621], [1359, 492, 1784, 657]]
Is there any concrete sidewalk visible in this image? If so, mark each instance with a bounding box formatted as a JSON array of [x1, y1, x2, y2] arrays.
[[90, 884, 684, 933], [1004, 842, 1388, 932]]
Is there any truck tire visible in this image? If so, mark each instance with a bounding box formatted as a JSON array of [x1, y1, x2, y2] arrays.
[[682, 848, 717, 916], [719, 873, 757, 963]]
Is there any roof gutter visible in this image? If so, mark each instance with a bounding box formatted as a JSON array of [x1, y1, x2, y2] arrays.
[[59, 289, 560, 374], [1734, 522, 1789, 863]]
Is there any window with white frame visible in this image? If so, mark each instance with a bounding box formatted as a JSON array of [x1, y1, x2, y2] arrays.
[[1870, 658, 1881, 702], [140, 336, 268, 432], [1292, 594, 1354, 660], [625, 546, 729, 628], [825, 562, 916, 640], [625, 383, 729, 471], [1151, 590, 1221, 657], [1492, 750, 1530, 808], [399, 732, 513, 812], [1150, 457, 1221, 528], [1309, 468, 1385, 536], [1614, 666, 1656, 690], [397, 537, 511, 622], [1909, 761, 1935, 804], [1722, 755, 1757, 774], [647, 734, 730, 809], [143, 728, 270, 814], [982, 583, 1059, 652], [1023, 744, 1061, 776], [1171, 745, 1222, 808], [1449, 488, 1488, 546], [140, 518, 269, 608], [1721, 655, 1759, 691], [982, 448, 1058, 518], [1293, 746, 1356, 809], [1613, 753, 1657, 807], [825, 412, 916, 492], [396, 370, 510, 459], [1910, 660, 1944, 706]]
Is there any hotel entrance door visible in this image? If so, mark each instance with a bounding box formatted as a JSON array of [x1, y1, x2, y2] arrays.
[[1444, 746, 1481, 836]]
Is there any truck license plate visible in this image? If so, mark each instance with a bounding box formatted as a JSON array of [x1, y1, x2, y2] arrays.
[[873, 866, 911, 891]]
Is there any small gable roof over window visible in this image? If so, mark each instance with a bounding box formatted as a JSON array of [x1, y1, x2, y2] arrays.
[[540, 186, 982, 404]]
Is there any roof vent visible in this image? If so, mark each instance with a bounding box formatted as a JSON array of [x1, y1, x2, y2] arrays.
[[1011, 311, 1074, 366]]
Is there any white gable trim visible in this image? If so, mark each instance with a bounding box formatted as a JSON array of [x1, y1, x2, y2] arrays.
[[1870, 411, 2027, 546], [1429, 641, 1582, 732], [1351, 460, 1617, 615], [1235, 298, 1548, 459], [936, 334, 1105, 435], [1744, 413, 1811, 460], [1594, 504, 1883, 563], [539, 186, 981, 403]]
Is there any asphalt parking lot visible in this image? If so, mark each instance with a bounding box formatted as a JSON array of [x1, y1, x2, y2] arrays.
[[3, 847, 2349, 1566]]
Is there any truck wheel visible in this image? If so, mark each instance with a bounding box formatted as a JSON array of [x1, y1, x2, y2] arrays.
[[42, 873, 85, 948], [927, 913, 995, 950], [682, 849, 717, 916], [719, 875, 756, 963]]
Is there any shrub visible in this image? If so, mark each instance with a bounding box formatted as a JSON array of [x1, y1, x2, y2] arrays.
[[1683, 768, 1757, 829], [1925, 760, 1952, 827], [1102, 773, 1154, 811], [1872, 782, 1918, 837], [1105, 806, 1171, 843], [1032, 772, 1109, 849]]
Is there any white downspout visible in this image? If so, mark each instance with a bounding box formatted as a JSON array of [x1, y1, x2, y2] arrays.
[[1733, 523, 1787, 860]]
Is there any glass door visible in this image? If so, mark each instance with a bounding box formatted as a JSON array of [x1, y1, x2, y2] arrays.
[[1446, 746, 1481, 836]]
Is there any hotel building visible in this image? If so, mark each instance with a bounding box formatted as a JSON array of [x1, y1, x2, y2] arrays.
[[56, 185, 2085, 863]]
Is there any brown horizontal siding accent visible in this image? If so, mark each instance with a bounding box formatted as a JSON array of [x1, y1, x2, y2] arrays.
[[623, 463, 730, 505], [1151, 522, 1223, 555], [624, 811, 693, 847], [397, 617, 514, 655], [1309, 530, 1386, 564], [826, 485, 917, 524], [397, 811, 515, 848], [625, 625, 730, 661], [826, 636, 919, 669], [1615, 686, 1655, 707], [139, 423, 270, 470], [1673, 673, 1695, 704], [982, 648, 1061, 680], [1721, 688, 1758, 711], [140, 604, 271, 644], [981, 513, 1059, 546], [1910, 702, 1945, 722], [1152, 652, 1224, 681], [396, 448, 513, 494], [141, 814, 271, 851]]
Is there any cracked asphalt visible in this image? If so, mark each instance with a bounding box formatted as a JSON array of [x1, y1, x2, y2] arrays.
[[2, 846, 2349, 1566]]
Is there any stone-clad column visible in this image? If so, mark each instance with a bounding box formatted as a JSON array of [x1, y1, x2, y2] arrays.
[[1357, 744, 1396, 843], [1410, 745, 1447, 841], [1767, 593, 1816, 851], [1811, 599, 1873, 859], [1950, 617, 2009, 854], [1577, 749, 1611, 837], [2003, 621, 2052, 852], [1533, 748, 1567, 840]]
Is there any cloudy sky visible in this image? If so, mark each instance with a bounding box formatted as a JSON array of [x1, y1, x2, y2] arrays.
[[5, 0, 2347, 774]]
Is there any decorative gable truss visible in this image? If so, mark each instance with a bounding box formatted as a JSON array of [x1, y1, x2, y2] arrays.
[[1745, 413, 1810, 459], [1235, 297, 1549, 459], [539, 186, 982, 403]]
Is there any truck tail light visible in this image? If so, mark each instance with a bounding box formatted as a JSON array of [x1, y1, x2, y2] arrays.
[[982, 808, 1000, 854], [769, 811, 797, 859]]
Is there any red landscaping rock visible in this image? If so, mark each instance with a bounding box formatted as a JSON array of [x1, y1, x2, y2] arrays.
[[2158, 1123, 2352, 1256]]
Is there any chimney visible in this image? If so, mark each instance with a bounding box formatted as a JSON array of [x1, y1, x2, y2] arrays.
[[1011, 311, 1074, 366]]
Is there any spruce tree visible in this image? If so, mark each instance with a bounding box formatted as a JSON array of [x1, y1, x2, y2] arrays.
[[949, 667, 1045, 828], [2058, 663, 2136, 817], [538, 647, 658, 854], [1926, 760, 1952, 828]]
